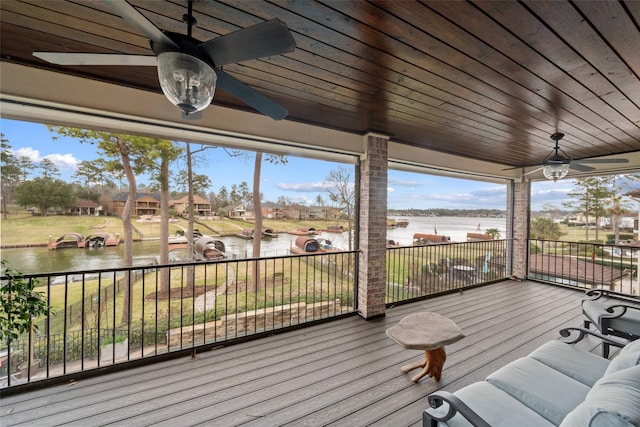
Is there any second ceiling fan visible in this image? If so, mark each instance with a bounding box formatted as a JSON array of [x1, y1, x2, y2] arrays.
[[33, 0, 296, 120], [525, 133, 629, 181]]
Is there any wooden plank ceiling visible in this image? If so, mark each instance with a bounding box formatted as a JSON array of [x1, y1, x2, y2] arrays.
[[1, 0, 639, 169]]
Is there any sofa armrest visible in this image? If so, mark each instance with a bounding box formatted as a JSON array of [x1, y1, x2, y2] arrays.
[[584, 288, 640, 304], [602, 303, 640, 319], [558, 326, 626, 347], [423, 391, 491, 427]]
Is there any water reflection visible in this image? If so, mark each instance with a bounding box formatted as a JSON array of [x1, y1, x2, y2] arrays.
[[1, 216, 505, 275], [1, 231, 352, 275]]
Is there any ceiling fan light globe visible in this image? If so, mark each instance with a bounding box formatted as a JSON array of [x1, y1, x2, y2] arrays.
[[542, 163, 569, 182], [157, 52, 216, 115]]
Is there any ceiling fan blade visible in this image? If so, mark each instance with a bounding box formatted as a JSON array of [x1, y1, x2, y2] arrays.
[[573, 158, 629, 164], [102, 0, 178, 49], [523, 167, 544, 176], [569, 163, 596, 172], [199, 19, 296, 67], [33, 52, 157, 66], [216, 70, 288, 120]]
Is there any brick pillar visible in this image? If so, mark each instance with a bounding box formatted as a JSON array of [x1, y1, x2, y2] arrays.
[[507, 178, 531, 279], [358, 133, 389, 319]]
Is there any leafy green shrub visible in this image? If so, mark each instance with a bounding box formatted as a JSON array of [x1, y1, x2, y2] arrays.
[[1, 261, 51, 346]]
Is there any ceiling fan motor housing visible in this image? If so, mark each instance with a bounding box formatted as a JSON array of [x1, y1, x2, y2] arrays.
[[154, 35, 218, 116]]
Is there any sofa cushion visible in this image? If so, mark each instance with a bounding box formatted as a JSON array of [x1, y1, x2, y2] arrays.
[[429, 381, 555, 427], [486, 357, 590, 425], [605, 339, 640, 376], [560, 365, 640, 427], [582, 300, 640, 335], [529, 340, 609, 386]]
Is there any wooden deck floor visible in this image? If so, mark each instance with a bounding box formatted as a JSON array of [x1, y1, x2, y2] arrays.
[[1, 280, 630, 426]]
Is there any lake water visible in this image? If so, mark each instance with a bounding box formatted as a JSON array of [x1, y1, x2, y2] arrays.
[[1, 216, 506, 275], [387, 216, 507, 245]]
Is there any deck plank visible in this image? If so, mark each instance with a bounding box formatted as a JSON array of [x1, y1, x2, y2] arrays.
[[1, 280, 635, 427]]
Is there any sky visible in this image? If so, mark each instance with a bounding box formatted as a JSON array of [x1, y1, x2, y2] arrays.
[[0, 118, 617, 212]]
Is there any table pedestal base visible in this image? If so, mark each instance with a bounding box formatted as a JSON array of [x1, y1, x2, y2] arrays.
[[400, 347, 446, 382]]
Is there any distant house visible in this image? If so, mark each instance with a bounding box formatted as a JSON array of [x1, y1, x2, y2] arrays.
[[282, 204, 344, 220], [110, 192, 160, 217], [226, 203, 254, 219], [261, 202, 284, 219], [169, 195, 212, 217], [282, 204, 307, 220], [74, 198, 100, 216]]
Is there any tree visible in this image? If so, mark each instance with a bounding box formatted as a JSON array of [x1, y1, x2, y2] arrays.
[[218, 186, 229, 205], [72, 159, 115, 190], [0, 261, 51, 376], [38, 158, 60, 179], [238, 181, 251, 203], [540, 203, 562, 221], [174, 170, 211, 195], [148, 140, 183, 294], [48, 127, 162, 324], [277, 195, 291, 207], [530, 217, 563, 240], [251, 152, 264, 293], [17, 155, 35, 182], [229, 184, 240, 205], [75, 187, 102, 204], [485, 228, 501, 239], [563, 177, 612, 241], [225, 149, 287, 290], [1, 135, 21, 218], [15, 177, 75, 215], [325, 166, 355, 250], [604, 176, 634, 244]]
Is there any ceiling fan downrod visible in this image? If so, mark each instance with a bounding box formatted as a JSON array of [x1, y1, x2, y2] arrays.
[[183, 0, 196, 38]]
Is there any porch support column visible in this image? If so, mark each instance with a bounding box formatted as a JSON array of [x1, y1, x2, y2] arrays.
[[507, 178, 531, 279], [358, 133, 389, 319]]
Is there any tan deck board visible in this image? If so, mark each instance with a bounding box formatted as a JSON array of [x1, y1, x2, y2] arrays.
[[1, 280, 635, 427]]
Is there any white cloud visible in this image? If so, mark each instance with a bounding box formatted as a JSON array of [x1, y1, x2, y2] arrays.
[[44, 153, 78, 171], [388, 177, 421, 187], [12, 147, 79, 171], [12, 147, 42, 161], [276, 181, 332, 192]]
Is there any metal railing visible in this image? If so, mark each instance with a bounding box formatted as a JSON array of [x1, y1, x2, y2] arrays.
[[386, 239, 509, 304], [2, 238, 531, 389], [1, 250, 357, 388], [528, 239, 639, 297]]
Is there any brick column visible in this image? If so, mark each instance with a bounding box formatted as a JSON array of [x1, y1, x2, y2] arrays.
[[507, 178, 531, 279], [358, 133, 389, 319]]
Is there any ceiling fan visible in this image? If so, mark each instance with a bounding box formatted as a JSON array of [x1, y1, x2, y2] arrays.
[[33, 0, 296, 120], [519, 133, 629, 182]]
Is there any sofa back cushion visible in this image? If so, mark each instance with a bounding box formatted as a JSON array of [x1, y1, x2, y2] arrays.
[[605, 339, 640, 376], [560, 365, 640, 427]]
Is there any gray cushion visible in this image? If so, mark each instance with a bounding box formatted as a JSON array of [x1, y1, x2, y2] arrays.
[[486, 357, 590, 425], [619, 338, 640, 356], [529, 340, 609, 386], [605, 339, 640, 376], [430, 381, 555, 427], [560, 365, 640, 427], [582, 300, 640, 334]]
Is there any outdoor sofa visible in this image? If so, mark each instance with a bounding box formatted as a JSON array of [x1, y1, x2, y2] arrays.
[[582, 289, 640, 358], [423, 328, 640, 427]]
